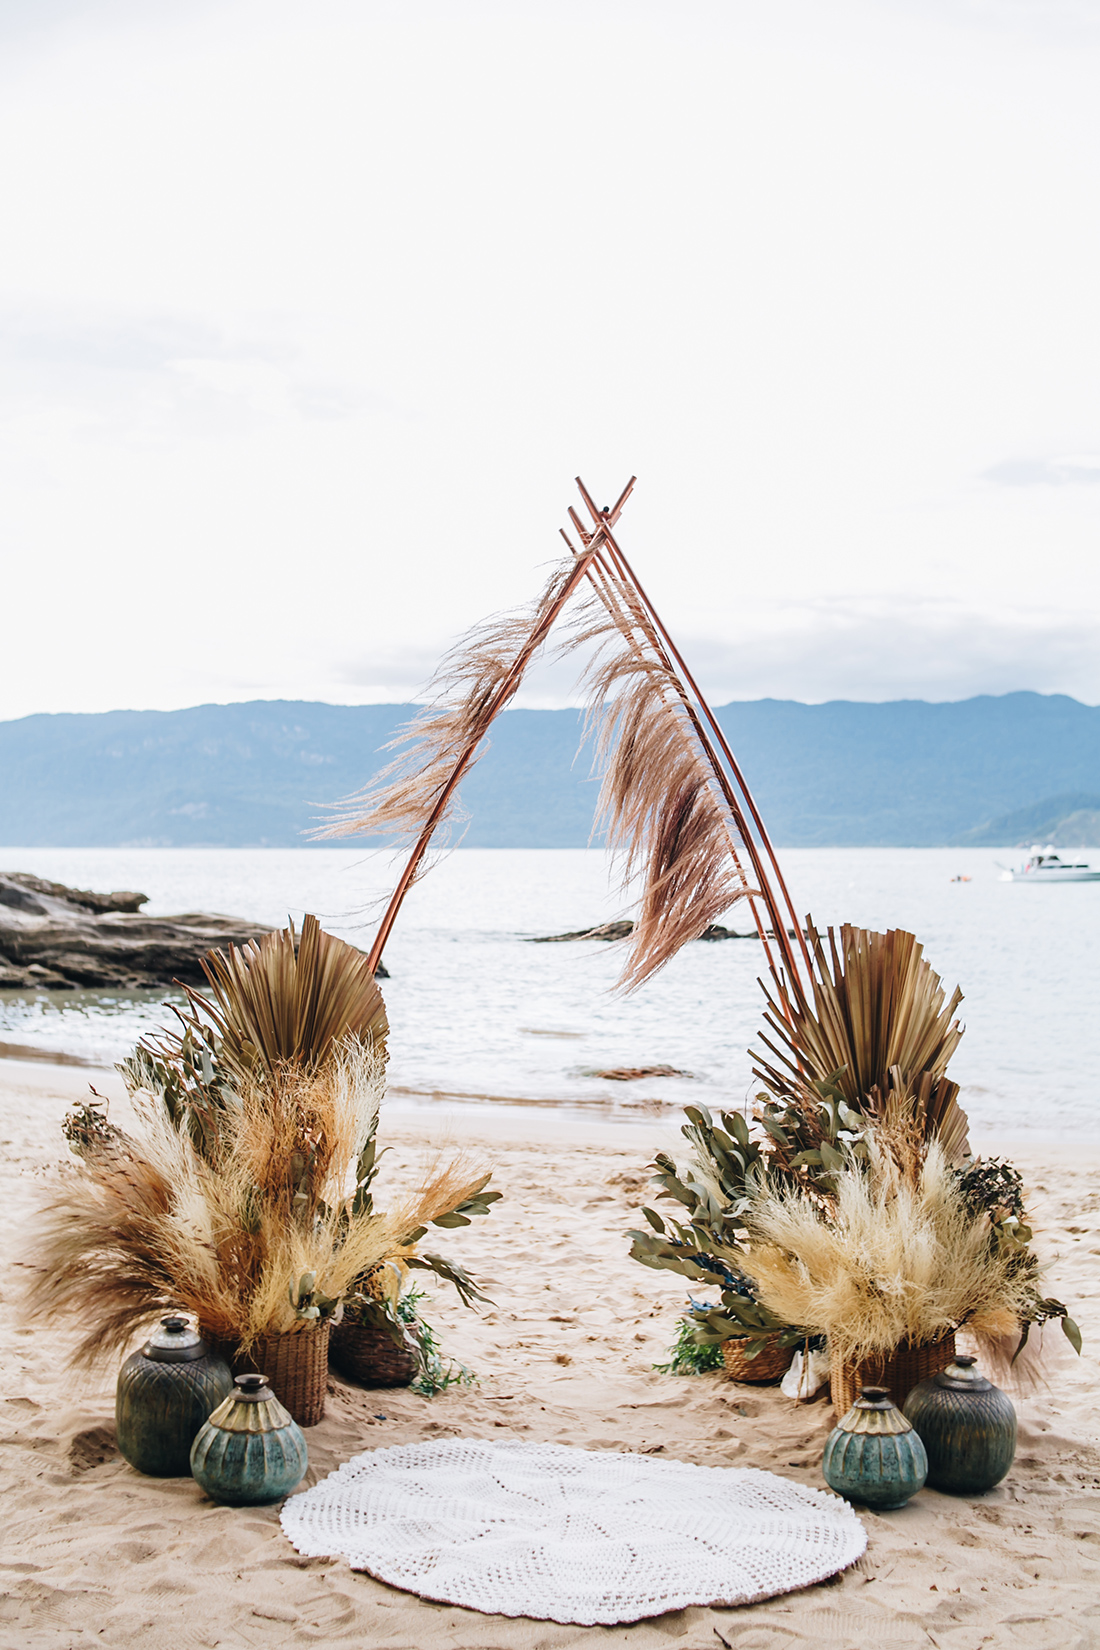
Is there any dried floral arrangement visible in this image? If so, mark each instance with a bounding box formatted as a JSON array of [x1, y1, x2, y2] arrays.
[[628, 923, 1080, 1374], [27, 917, 499, 1364]]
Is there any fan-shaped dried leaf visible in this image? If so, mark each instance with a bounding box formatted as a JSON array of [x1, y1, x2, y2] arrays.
[[755, 921, 969, 1158], [185, 914, 388, 1079]]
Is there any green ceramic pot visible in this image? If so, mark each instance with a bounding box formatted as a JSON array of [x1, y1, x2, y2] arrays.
[[903, 1355, 1016, 1495], [116, 1316, 234, 1477], [190, 1373, 308, 1505], [823, 1385, 928, 1510]]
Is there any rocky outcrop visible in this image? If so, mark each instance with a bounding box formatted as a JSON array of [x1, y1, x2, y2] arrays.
[[585, 1063, 692, 1081], [0, 872, 275, 990], [531, 920, 637, 943], [530, 919, 757, 943], [0, 873, 149, 916]]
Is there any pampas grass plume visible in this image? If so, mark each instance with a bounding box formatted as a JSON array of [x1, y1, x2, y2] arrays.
[[740, 1136, 1036, 1367]]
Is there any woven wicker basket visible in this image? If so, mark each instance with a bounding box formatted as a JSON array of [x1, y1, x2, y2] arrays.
[[329, 1320, 417, 1387], [829, 1332, 956, 1417], [200, 1321, 331, 1427], [721, 1334, 794, 1384]]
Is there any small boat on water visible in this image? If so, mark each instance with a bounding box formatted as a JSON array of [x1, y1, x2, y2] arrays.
[[999, 845, 1100, 883]]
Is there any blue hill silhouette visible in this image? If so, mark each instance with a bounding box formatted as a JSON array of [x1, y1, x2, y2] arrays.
[[0, 692, 1097, 848]]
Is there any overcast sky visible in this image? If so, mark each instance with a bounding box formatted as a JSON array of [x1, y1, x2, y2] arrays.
[[2, 0, 1100, 719]]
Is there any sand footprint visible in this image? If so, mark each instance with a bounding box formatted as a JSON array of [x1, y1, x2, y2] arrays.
[[68, 1423, 117, 1473]]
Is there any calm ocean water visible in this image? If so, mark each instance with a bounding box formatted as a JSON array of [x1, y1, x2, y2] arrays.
[[1, 846, 1097, 1138]]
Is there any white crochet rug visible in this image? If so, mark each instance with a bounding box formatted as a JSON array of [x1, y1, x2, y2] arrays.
[[280, 1438, 867, 1625]]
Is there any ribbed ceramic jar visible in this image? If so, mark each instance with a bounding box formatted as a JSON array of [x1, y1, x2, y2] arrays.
[[190, 1373, 308, 1504], [903, 1355, 1017, 1495], [822, 1385, 928, 1510], [116, 1315, 234, 1477]]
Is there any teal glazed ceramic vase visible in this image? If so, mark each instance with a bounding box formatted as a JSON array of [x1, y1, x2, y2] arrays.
[[190, 1373, 308, 1504], [116, 1315, 234, 1477], [823, 1385, 928, 1510], [903, 1354, 1017, 1495]]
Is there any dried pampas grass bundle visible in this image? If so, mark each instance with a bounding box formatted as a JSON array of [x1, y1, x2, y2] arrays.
[[320, 557, 585, 855], [25, 1038, 495, 1365], [739, 1134, 1037, 1369], [317, 555, 603, 975], [564, 564, 761, 990]]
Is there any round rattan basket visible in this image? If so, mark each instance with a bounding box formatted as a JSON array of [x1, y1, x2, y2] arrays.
[[200, 1322, 331, 1427], [829, 1332, 956, 1418], [329, 1320, 417, 1388], [721, 1334, 793, 1384]]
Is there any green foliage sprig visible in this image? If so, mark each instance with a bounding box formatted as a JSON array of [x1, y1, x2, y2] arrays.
[[342, 1283, 478, 1396], [289, 1269, 341, 1324], [118, 1032, 234, 1166], [627, 1100, 849, 1351], [400, 1288, 478, 1397], [956, 1157, 1082, 1355], [653, 1313, 725, 1375]]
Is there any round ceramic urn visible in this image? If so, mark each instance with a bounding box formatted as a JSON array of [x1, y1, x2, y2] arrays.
[[190, 1373, 308, 1504], [116, 1315, 233, 1477], [903, 1354, 1016, 1495], [822, 1385, 928, 1510]]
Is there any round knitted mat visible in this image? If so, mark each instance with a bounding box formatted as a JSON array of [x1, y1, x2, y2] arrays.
[[280, 1437, 867, 1625]]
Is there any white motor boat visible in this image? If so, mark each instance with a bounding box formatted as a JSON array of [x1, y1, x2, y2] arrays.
[[1000, 845, 1100, 883]]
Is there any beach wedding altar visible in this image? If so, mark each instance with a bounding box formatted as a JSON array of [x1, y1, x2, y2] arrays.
[[6, 479, 1097, 1648]]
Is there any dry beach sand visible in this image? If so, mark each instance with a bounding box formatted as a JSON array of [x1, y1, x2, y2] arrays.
[[3, 1056, 1100, 1650]]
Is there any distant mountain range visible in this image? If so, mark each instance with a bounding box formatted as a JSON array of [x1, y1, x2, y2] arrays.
[[1, 692, 1098, 849], [957, 792, 1100, 848]]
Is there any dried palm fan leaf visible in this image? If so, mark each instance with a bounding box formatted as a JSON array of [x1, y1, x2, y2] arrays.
[[755, 920, 970, 1161], [558, 560, 761, 989], [178, 914, 388, 1082], [125, 917, 387, 1165]]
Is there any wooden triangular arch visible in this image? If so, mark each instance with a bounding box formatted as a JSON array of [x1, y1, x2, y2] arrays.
[[325, 477, 810, 995]]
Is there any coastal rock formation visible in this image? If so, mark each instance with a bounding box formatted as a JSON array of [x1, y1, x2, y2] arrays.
[[530, 919, 756, 943], [586, 1063, 692, 1081], [0, 872, 275, 990], [532, 920, 637, 943]]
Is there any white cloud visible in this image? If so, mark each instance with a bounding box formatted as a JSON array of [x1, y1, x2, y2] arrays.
[[986, 455, 1100, 486], [1, 0, 1100, 720], [681, 599, 1100, 705], [322, 595, 1100, 709]]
